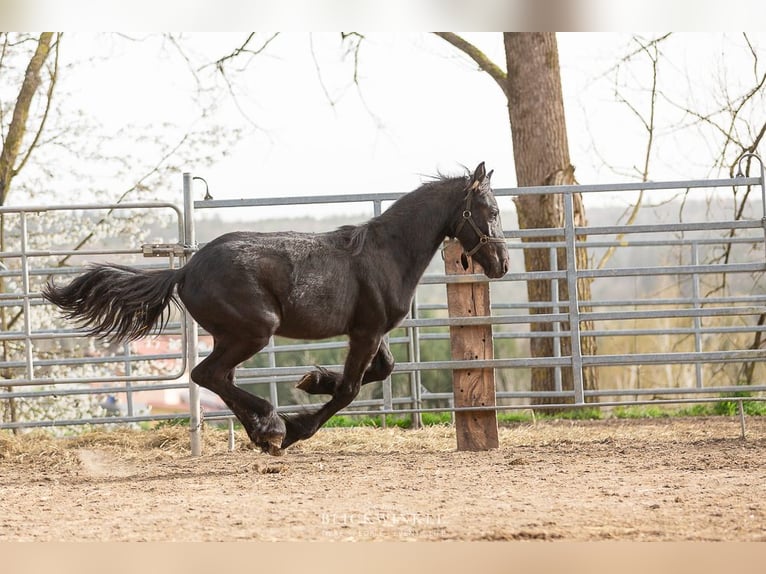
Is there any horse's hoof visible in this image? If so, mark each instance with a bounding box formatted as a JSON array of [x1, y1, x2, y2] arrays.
[[295, 371, 319, 392], [250, 412, 286, 455], [267, 438, 284, 457], [296, 368, 335, 395]]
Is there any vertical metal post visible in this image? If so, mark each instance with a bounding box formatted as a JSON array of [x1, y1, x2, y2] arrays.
[[691, 242, 703, 388], [123, 343, 134, 417], [19, 212, 34, 382], [757, 155, 766, 253], [183, 173, 202, 456], [228, 417, 236, 452], [563, 193, 584, 404], [408, 293, 422, 429], [373, 199, 395, 427], [267, 336, 279, 408], [550, 246, 562, 393], [737, 399, 747, 440]]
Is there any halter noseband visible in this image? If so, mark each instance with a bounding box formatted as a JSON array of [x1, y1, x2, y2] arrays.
[[453, 186, 505, 258]]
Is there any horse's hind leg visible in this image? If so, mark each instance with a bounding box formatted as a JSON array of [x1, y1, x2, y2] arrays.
[[282, 333, 382, 449], [296, 338, 394, 396], [191, 337, 285, 455]]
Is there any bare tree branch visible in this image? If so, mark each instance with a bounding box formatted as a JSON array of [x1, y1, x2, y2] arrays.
[[597, 34, 664, 270], [432, 32, 508, 99], [165, 33, 202, 94], [595, 33, 672, 81], [341, 32, 365, 85], [337, 33, 384, 129], [310, 33, 338, 109], [203, 32, 280, 73]]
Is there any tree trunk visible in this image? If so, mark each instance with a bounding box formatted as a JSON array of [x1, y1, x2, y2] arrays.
[[504, 33, 597, 407], [1, 32, 55, 431], [0, 32, 54, 205]]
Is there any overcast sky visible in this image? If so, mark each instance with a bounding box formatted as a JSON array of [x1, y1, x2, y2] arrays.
[[22, 31, 766, 220]]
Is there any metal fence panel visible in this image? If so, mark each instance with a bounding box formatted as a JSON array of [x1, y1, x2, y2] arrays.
[[0, 202, 188, 431], [3, 157, 766, 438], [186, 157, 766, 423]]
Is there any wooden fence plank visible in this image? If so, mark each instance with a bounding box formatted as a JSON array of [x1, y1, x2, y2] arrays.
[[444, 241, 499, 451]]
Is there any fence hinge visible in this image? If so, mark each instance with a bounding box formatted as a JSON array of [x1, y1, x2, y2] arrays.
[[141, 243, 187, 258]]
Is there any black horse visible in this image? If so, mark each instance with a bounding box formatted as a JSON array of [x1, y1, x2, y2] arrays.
[[43, 162, 509, 454]]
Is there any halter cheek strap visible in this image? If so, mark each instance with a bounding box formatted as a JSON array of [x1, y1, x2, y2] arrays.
[[453, 189, 505, 258]]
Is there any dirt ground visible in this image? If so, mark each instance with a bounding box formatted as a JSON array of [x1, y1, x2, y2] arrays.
[[1, 416, 765, 541]]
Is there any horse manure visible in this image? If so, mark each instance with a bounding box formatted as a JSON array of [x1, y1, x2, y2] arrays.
[[253, 462, 287, 475]]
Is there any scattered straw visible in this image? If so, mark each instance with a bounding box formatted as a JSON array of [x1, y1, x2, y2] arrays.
[[1, 416, 761, 473]]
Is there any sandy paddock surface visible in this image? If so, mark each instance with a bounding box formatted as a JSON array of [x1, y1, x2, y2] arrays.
[[1, 416, 765, 542]]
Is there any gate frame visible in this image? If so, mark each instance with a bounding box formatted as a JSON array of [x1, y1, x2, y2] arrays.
[[0, 200, 188, 431]]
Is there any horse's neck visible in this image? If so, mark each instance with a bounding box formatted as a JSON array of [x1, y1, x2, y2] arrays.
[[373, 184, 462, 291]]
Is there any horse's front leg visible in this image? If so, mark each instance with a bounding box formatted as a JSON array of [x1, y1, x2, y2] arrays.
[[281, 334, 381, 449], [296, 338, 394, 396]]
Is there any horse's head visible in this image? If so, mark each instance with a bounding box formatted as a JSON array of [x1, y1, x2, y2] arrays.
[[453, 162, 510, 279]]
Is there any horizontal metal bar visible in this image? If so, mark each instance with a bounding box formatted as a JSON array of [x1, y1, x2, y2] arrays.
[[588, 325, 766, 338], [195, 192, 404, 210], [583, 306, 766, 322], [234, 347, 766, 381], [190, 176, 762, 211], [0, 381, 191, 401], [584, 385, 766, 398], [0, 324, 185, 342], [579, 262, 766, 279], [582, 349, 766, 366], [1, 372, 187, 388], [0, 411, 191, 431], [0, 247, 144, 259], [586, 294, 766, 308], [0, 352, 184, 371], [580, 235, 763, 249], [0, 201, 183, 215], [495, 176, 762, 197], [579, 219, 761, 237]]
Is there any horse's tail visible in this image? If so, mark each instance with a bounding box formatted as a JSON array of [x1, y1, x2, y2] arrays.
[[42, 263, 184, 343]]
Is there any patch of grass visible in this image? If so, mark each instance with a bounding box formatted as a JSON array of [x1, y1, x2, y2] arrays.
[[713, 391, 766, 416], [542, 407, 603, 421], [153, 417, 188, 429], [325, 414, 412, 429], [675, 403, 715, 417], [420, 412, 452, 426], [497, 411, 535, 425], [324, 408, 609, 429], [613, 405, 672, 419]]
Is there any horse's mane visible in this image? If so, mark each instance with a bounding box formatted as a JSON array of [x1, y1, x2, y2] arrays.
[[417, 170, 470, 190], [334, 171, 469, 256], [336, 224, 369, 256]]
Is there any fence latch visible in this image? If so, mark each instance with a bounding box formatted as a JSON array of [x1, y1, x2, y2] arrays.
[[141, 243, 187, 258]]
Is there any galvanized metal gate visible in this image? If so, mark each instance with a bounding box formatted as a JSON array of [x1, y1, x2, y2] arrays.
[[3, 156, 766, 448], [185, 156, 766, 415], [0, 201, 190, 431]]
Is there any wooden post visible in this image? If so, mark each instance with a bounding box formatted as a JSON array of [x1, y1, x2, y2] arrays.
[[444, 240, 499, 451]]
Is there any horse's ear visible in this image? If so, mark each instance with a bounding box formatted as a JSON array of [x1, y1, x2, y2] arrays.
[[469, 162, 486, 191], [487, 169, 494, 182]]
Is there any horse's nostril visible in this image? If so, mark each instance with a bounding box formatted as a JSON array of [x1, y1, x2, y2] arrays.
[[502, 259, 509, 274]]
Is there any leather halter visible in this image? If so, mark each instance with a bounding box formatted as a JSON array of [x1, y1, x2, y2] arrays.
[[453, 187, 505, 258]]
